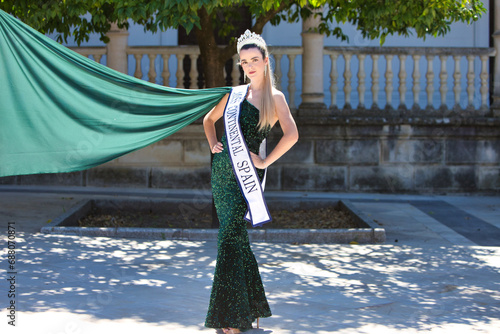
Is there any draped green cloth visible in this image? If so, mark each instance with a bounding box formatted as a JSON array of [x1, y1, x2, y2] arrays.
[[0, 10, 231, 177]]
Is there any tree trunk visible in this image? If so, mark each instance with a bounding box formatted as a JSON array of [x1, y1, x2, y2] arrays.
[[193, 8, 227, 228], [200, 47, 226, 88], [194, 8, 226, 88]]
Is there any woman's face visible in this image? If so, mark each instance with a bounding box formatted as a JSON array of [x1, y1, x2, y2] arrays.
[[239, 47, 268, 81]]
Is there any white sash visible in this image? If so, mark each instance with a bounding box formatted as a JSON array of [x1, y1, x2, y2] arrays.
[[223, 85, 271, 227]]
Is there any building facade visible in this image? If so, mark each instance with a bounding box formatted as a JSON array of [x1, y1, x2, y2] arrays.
[[4, 2, 499, 193]]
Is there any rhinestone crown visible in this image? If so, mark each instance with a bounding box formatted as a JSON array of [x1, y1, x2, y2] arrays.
[[237, 29, 266, 53]]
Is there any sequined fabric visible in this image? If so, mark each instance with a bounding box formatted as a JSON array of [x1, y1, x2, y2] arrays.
[[205, 99, 272, 330]]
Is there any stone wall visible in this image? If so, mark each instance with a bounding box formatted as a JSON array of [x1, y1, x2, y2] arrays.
[[268, 116, 500, 193], [2, 117, 499, 194]]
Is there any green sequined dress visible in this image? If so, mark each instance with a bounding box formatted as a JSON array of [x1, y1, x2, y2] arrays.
[[205, 99, 272, 330]]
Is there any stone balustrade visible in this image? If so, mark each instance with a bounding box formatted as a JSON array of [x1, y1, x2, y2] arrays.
[[69, 46, 107, 64], [74, 45, 495, 116], [127, 45, 201, 88], [268, 46, 302, 110], [125, 46, 303, 109], [324, 47, 496, 115]]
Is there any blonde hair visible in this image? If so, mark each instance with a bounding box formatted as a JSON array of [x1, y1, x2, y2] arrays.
[[239, 43, 275, 131]]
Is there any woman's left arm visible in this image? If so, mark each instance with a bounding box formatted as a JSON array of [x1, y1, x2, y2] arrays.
[[251, 92, 299, 169]]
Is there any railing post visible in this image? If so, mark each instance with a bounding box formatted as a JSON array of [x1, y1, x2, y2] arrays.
[[133, 54, 143, 79], [412, 55, 421, 111], [480, 55, 490, 113], [439, 55, 448, 112], [298, 7, 327, 116], [287, 54, 297, 110], [329, 53, 339, 109], [274, 54, 283, 91], [176, 54, 185, 88], [357, 54, 367, 109], [492, 0, 500, 117], [148, 53, 157, 83], [371, 54, 380, 109], [425, 55, 435, 112], [161, 53, 171, 86], [398, 55, 408, 111], [453, 55, 462, 111], [106, 23, 129, 74], [189, 53, 199, 89], [385, 55, 394, 110]]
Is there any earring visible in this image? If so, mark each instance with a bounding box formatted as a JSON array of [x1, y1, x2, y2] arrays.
[[264, 66, 267, 77], [244, 74, 248, 82]]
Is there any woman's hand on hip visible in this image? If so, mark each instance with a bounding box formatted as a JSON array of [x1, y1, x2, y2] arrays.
[[212, 142, 224, 154], [250, 152, 267, 169]]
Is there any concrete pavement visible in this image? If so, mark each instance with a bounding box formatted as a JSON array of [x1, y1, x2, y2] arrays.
[[0, 186, 499, 333]]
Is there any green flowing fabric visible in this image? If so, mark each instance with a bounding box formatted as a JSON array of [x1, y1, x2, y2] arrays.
[[0, 10, 231, 177]]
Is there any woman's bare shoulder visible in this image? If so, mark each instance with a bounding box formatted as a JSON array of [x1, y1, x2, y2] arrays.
[[271, 87, 287, 104], [219, 92, 230, 103]]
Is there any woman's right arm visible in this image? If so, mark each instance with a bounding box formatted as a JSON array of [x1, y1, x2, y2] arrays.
[[203, 93, 229, 154]]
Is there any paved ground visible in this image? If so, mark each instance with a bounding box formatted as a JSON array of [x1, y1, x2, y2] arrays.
[[0, 185, 499, 334]]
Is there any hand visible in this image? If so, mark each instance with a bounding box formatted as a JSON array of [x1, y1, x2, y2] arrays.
[[211, 142, 223, 154], [250, 152, 267, 169]]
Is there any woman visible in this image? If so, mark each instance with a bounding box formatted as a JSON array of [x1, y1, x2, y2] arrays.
[[203, 30, 299, 333]]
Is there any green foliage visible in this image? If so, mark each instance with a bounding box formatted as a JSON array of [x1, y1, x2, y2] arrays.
[[318, 0, 486, 45], [0, 0, 486, 46], [0, 0, 240, 43]]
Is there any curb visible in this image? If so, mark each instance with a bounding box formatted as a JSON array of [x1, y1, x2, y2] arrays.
[[41, 199, 386, 244], [42, 226, 386, 244]]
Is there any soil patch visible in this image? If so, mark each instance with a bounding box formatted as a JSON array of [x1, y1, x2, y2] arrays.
[[78, 205, 360, 229]]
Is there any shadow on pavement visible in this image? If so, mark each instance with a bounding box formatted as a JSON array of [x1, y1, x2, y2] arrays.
[[5, 233, 500, 333]]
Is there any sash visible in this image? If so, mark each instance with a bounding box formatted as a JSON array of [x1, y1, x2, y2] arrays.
[[223, 85, 271, 227]]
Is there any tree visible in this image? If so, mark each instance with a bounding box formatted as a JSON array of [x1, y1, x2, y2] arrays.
[[0, 0, 486, 88]]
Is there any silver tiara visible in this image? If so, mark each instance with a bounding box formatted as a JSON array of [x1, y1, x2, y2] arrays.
[[237, 29, 266, 53]]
